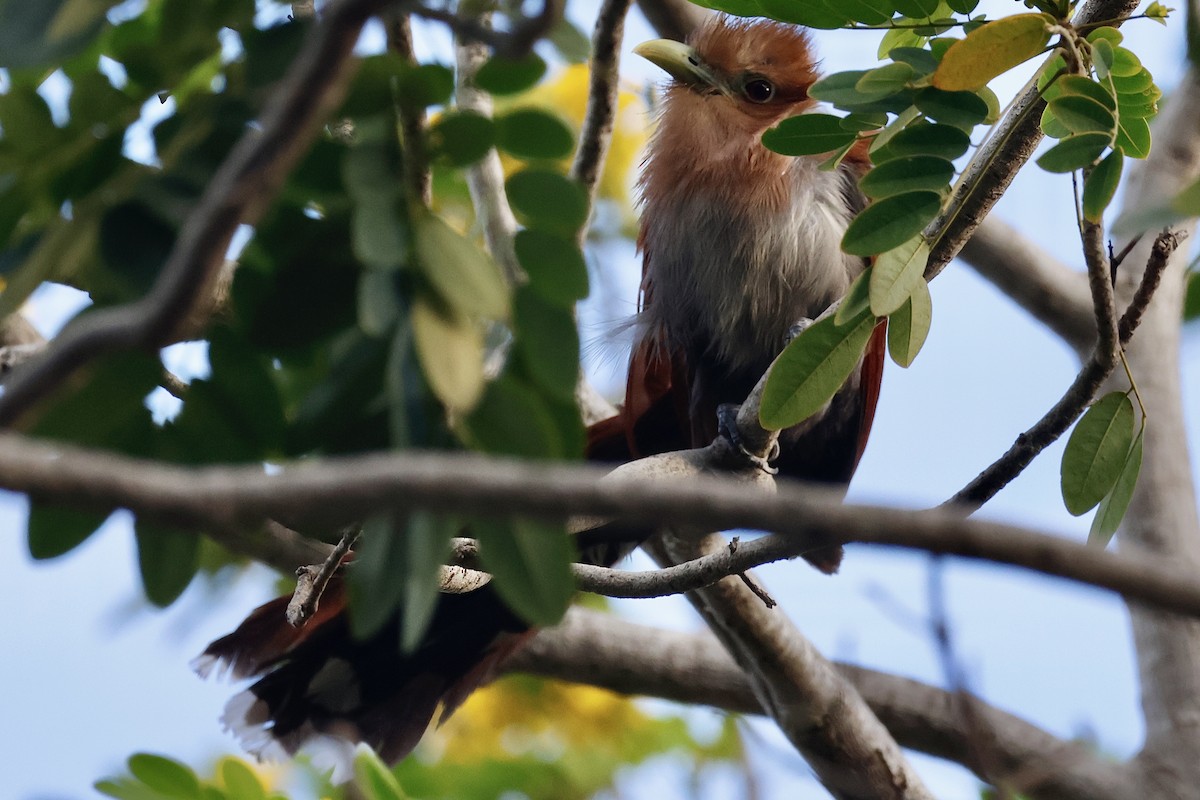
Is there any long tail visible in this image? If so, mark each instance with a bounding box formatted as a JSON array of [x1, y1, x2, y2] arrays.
[[195, 577, 533, 773]]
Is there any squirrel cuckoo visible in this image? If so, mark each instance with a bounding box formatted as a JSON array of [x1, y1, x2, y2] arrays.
[[196, 15, 884, 773]]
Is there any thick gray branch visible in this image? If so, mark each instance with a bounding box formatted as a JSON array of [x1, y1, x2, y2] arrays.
[[9, 433, 1200, 629], [508, 608, 1139, 800], [649, 532, 932, 799]]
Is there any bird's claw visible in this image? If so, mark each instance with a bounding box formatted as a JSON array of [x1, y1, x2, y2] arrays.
[[717, 403, 778, 475], [786, 318, 815, 343]]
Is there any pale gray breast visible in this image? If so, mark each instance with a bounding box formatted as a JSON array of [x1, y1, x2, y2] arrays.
[[641, 158, 865, 374]]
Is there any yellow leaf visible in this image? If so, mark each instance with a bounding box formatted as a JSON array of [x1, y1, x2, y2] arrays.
[[933, 14, 1052, 92]]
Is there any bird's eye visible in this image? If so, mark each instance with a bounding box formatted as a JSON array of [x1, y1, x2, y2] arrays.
[[743, 78, 775, 104]]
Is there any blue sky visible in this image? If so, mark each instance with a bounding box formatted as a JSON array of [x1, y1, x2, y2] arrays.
[[4, 2, 1199, 798]]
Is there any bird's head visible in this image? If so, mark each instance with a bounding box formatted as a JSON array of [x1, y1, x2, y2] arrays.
[[635, 16, 819, 133]]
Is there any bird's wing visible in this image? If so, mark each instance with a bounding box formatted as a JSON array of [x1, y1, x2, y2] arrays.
[[585, 272, 694, 462]]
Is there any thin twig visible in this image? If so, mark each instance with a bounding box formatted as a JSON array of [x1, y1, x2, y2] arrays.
[[570, 0, 634, 242], [286, 524, 361, 627], [945, 229, 1179, 511], [386, 11, 432, 206], [455, 25, 521, 284], [410, 0, 564, 59]]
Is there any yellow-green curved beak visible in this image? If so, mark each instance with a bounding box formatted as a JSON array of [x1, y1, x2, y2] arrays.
[[633, 39, 716, 88]]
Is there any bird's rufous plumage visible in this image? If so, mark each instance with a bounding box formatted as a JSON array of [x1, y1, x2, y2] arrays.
[[198, 15, 884, 772]]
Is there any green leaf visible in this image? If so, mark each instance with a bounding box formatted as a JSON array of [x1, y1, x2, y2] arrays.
[[128, 754, 201, 800], [219, 759, 265, 800], [809, 70, 873, 107], [0, 0, 113, 69], [135, 520, 200, 607], [841, 0, 893, 25], [1040, 105, 1072, 139], [1174, 177, 1200, 215], [876, 122, 971, 160], [513, 229, 589, 307], [762, 114, 858, 156], [888, 47, 939, 76], [840, 111, 889, 131], [459, 374, 564, 458], [474, 52, 547, 95], [354, 748, 407, 800], [99, 201, 176, 300], [476, 518, 575, 626], [411, 297, 485, 413], [495, 108, 575, 161], [753, 0, 849, 28], [352, 197, 407, 270], [1185, 272, 1200, 321], [1057, 75, 1117, 109], [1082, 149, 1124, 222], [932, 13, 1050, 91], [858, 155, 954, 198], [413, 208, 509, 320], [1048, 95, 1116, 134], [1109, 46, 1142, 78], [513, 288, 580, 402], [1061, 392, 1135, 515], [429, 110, 496, 166], [29, 351, 160, 451], [27, 504, 111, 560], [893, 0, 940, 17], [835, 266, 873, 325], [855, 62, 915, 101], [914, 87, 990, 129], [887, 278, 932, 367], [395, 63, 454, 108], [1092, 38, 1115, 79], [870, 236, 930, 315], [1112, 67, 1154, 94], [1115, 115, 1151, 159], [1036, 132, 1110, 173], [400, 512, 454, 652], [759, 311, 877, 429], [842, 191, 942, 256], [359, 269, 402, 336], [347, 515, 407, 639], [1089, 429, 1143, 546], [878, 26, 927, 59], [505, 169, 589, 233]]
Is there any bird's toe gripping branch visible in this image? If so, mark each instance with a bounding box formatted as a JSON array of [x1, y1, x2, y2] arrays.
[[718, 403, 779, 475], [786, 317, 815, 343]]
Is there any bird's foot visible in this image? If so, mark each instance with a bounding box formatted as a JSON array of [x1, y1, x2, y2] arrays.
[[717, 403, 778, 475], [786, 317, 815, 344]]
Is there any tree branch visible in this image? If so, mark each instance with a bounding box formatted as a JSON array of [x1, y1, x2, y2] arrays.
[[945, 229, 1178, 511], [648, 532, 933, 799], [923, 0, 1142, 281], [506, 608, 1140, 800], [409, 0, 564, 59], [957, 216, 1094, 352], [570, 0, 635, 237], [634, 0, 709, 41], [455, 26, 521, 285], [10, 433, 1200, 620], [0, 0, 382, 429]]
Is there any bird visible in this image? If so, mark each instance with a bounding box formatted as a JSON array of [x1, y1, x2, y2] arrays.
[[195, 14, 884, 774]]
